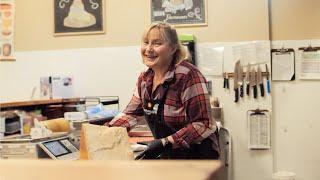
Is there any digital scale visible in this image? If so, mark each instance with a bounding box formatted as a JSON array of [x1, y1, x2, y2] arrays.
[[0, 132, 79, 160]]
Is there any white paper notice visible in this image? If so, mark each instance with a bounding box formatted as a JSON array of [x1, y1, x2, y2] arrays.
[[271, 51, 295, 81], [249, 113, 270, 149], [300, 51, 320, 79], [232, 42, 270, 65], [198, 46, 224, 76]]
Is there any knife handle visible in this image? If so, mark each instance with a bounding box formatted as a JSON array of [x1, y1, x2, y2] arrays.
[[246, 84, 250, 95], [226, 78, 229, 89], [267, 80, 271, 93], [234, 88, 239, 102], [240, 85, 244, 97], [253, 85, 257, 99], [260, 83, 265, 97], [223, 78, 229, 89]]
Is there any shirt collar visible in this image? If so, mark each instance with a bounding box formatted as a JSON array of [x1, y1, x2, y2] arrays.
[[142, 62, 176, 84]]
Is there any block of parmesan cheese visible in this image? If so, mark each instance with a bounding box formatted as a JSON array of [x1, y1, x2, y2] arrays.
[[80, 124, 133, 160]]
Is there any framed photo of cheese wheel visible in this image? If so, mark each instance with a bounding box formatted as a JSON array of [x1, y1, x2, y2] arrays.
[[151, 0, 207, 27], [54, 0, 105, 36], [0, 0, 15, 61]]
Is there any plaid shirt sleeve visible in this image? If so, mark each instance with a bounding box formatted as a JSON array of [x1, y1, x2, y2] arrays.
[[108, 75, 144, 130], [171, 70, 217, 149]]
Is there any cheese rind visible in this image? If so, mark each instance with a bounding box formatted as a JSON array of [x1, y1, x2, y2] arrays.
[[81, 124, 133, 160]]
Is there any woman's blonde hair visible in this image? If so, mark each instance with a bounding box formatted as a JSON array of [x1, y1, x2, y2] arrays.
[[142, 22, 189, 64]]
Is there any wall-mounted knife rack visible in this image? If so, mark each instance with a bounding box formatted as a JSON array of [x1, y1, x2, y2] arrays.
[[223, 72, 270, 78]]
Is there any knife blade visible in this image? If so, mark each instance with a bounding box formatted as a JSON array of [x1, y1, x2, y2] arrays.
[[257, 66, 265, 97], [234, 60, 240, 102], [250, 67, 257, 99], [245, 63, 251, 96], [265, 64, 271, 94], [238, 63, 244, 98]]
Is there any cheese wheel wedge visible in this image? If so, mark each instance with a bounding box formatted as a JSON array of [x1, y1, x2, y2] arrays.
[[80, 124, 133, 160]]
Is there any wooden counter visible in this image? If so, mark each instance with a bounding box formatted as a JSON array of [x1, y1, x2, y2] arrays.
[[0, 159, 222, 180], [0, 98, 81, 109]]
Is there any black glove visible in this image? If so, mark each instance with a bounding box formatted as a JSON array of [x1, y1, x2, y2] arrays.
[[135, 139, 166, 160]]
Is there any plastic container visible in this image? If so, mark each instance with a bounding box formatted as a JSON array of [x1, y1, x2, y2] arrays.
[[272, 171, 296, 180]]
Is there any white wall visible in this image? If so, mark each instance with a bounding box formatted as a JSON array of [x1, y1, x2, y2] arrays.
[[0, 46, 145, 109], [271, 40, 320, 180], [198, 42, 273, 180]]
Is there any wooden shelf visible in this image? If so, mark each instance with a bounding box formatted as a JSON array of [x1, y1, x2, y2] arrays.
[[0, 98, 81, 109], [0, 97, 119, 120], [0, 98, 83, 119]]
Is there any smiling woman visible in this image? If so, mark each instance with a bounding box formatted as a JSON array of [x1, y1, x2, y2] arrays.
[[141, 23, 188, 72], [141, 23, 183, 81], [106, 22, 220, 160]]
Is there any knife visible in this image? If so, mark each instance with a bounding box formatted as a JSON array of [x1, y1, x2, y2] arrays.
[[226, 74, 229, 89], [265, 64, 271, 94], [238, 63, 244, 98], [257, 66, 265, 97], [223, 73, 229, 89], [234, 60, 240, 102], [250, 68, 257, 99], [245, 63, 251, 96]]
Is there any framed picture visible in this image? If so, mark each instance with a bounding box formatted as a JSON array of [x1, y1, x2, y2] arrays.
[[151, 0, 207, 27], [54, 0, 105, 36]]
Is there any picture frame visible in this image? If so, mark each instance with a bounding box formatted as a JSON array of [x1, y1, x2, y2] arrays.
[[150, 0, 207, 27], [54, 0, 105, 36]]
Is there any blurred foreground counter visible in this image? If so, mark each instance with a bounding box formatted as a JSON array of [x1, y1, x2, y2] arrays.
[[0, 159, 223, 180]]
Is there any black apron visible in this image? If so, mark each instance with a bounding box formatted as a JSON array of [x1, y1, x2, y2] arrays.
[[143, 82, 219, 159]]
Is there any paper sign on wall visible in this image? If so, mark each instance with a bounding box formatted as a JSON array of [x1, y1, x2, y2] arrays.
[[299, 47, 320, 80], [197, 46, 224, 76], [0, 0, 15, 61]]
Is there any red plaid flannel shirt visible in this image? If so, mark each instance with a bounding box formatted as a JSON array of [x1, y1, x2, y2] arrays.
[[109, 61, 219, 151]]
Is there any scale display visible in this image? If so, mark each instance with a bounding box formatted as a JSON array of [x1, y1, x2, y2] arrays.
[[43, 141, 69, 157], [39, 137, 79, 160]]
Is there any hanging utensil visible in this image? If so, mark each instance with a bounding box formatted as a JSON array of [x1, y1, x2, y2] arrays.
[[223, 73, 229, 89], [245, 63, 251, 96], [250, 67, 258, 99], [265, 64, 271, 94], [234, 60, 240, 102], [239, 63, 244, 98], [257, 66, 265, 97]]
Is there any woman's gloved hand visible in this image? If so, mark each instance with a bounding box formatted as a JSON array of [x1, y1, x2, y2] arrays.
[[103, 122, 111, 127], [135, 139, 166, 160]]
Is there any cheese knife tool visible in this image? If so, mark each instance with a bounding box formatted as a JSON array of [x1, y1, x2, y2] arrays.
[[250, 67, 258, 99], [245, 63, 251, 96], [223, 73, 229, 89], [265, 64, 271, 94], [238, 63, 244, 98], [234, 60, 240, 102], [257, 66, 265, 97]]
